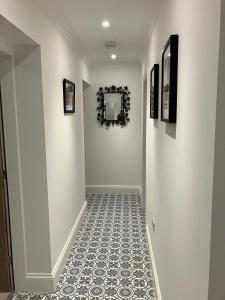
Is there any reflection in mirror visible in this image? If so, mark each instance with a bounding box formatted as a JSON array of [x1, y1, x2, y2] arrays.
[[105, 103, 115, 120], [104, 93, 122, 120], [162, 46, 171, 120]]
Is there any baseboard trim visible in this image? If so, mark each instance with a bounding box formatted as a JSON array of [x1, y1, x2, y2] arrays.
[[25, 273, 53, 292], [86, 185, 141, 194], [52, 200, 87, 288], [146, 225, 162, 300], [25, 200, 87, 292]]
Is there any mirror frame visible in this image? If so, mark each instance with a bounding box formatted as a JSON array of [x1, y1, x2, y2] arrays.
[[97, 85, 131, 127]]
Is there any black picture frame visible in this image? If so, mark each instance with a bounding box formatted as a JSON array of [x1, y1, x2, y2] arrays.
[[150, 64, 159, 119], [161, 34, 179, 123], [63, 79, 75, 114]]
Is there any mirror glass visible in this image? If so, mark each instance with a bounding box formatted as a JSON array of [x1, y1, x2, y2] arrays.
[[104, 93, 122, 120]]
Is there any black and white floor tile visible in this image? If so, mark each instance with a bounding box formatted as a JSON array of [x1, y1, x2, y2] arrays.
[[13, 193, 157, 300]]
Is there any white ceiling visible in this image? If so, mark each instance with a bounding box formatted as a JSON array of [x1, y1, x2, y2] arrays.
[[35, 0, 159, 65]]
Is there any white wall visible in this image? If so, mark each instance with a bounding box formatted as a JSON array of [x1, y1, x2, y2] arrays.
[[0, 39, 52, 291], [83, 63, 142, 190], [143, 0, 221, 300], [0, 0, 89, 291], [13, 46, 51, 275], [0, 53, 34, 290]]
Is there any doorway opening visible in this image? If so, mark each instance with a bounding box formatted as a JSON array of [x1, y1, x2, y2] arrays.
[[0, 86, 14, 299]]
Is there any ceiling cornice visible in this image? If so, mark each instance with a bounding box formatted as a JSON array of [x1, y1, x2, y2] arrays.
[[33, 0, 90, 66]]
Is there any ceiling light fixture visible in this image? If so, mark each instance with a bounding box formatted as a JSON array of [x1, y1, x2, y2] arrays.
[[102, 20, 110, 28], [111, 54, 117, 60]]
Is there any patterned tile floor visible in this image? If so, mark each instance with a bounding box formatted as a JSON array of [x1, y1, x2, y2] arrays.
[[13, 193, 156, 300]]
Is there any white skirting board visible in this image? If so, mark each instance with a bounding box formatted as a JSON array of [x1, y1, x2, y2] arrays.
[[25, 200, 87, 292], [86, 185, 141, 194], [146, 225, 162, 300]]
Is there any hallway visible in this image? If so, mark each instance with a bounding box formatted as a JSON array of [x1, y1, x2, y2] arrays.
[[0, 1, 225, 300], [13, 193, 156, 300]]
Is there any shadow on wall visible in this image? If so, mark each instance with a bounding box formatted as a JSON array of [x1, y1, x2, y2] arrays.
[[153, 119, 176, 139], [166, 123, 176, 139], [154, 119, 159, 129]]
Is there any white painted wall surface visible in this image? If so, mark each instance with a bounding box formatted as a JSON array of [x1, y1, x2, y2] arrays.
[[0, 0, 89, 291], [0, 53, 31, 290], [143, 0, 221, 299], [13, 47, 51, 275], [0, 36, 52, 290], [83, 63, 142, 188]]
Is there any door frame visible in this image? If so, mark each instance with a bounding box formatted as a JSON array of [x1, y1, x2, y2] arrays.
[[142, 77, 147, 209], [0, 85, 15, 293]]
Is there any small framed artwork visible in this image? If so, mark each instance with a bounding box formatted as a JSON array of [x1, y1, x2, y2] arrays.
[[63, 79, 75, 113], [161, 34, 179, 123], [150, 64, 159, 119]]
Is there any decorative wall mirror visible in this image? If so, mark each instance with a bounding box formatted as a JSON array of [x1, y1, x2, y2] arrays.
[[97, 85, 131, 127]]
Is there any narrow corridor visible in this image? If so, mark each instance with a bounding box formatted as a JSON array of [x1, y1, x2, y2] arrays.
[[0, 2, 223, 299], [13, 193, 156, 300]]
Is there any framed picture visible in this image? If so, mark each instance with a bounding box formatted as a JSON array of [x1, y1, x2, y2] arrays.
[[150, 64, 159, 119], [161, 34, 179, 123], [63, 79, 75, 113]]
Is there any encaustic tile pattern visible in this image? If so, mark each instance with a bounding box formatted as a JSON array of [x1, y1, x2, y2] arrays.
[[13, 193, 156, 300]]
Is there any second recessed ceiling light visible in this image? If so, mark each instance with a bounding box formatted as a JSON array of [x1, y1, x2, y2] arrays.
[[111, 54, 117, 60], [102, 20, 110, 28]]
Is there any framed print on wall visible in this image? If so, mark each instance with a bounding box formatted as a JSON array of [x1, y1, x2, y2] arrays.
[[161, 34, 179, 123], [150, 64, 159, 119], [63, 79, 75, 113]]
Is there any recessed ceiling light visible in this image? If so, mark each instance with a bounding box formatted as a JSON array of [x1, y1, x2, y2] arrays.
[[111, 54, 117, 60], [102, 20, 110, 28]]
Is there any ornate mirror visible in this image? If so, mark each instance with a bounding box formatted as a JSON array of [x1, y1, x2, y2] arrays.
[[97, 85, 131, 127]]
